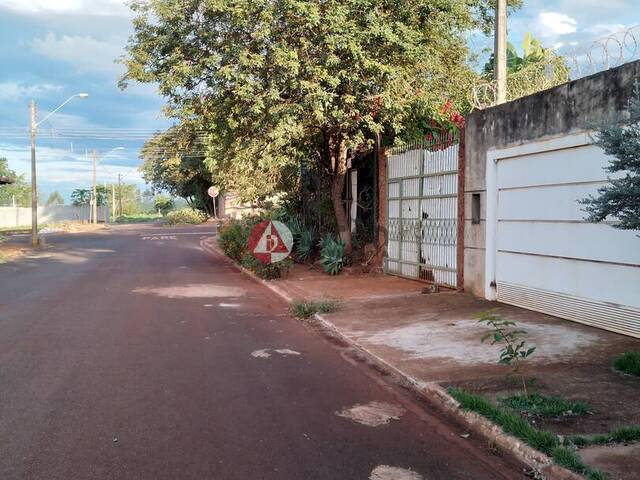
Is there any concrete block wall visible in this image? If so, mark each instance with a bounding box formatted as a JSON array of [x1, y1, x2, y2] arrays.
[[463, 59, 640, 297]]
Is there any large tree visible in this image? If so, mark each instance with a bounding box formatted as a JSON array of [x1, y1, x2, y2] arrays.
[[0, 158, 31, 207], [140, 126, 217, 215], [121, 0, 513, 252]]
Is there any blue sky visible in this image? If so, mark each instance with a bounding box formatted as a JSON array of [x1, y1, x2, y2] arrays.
[[0, 0, 639, 201]]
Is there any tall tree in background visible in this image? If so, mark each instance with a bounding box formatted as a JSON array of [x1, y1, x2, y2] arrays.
[[581, 80, 640, 230], [140, 126, 215, 215], [121, 0, 513, 252], [46, 191, 64, 206], [0, 158, 31, 207]]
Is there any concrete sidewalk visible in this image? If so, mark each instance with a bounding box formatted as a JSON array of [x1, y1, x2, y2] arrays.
[[273, 265, 640, 431]]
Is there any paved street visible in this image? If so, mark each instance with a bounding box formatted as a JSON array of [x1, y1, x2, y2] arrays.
[[0, 225, 525, 480]]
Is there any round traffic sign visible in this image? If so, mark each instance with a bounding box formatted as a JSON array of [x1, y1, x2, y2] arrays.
[[208, 186, 219, 198]]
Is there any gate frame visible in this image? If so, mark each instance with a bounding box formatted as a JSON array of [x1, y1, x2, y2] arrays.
[[384, 134, 461, 288]]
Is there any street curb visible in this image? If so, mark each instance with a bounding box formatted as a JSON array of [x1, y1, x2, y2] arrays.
[[200, 237, 583, 480]]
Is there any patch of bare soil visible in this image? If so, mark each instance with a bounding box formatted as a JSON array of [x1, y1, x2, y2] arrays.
[[0, 243, 34, 262], [579, 443, 640, 480]]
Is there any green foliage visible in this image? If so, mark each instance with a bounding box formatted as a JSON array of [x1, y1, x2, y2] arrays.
[[581, 79, 640, 230], [241, 252, 292, 280], [140, 126, 216, 215], [71, 187, 108, 207], [500, 394, 590, 418], [613, 351, 640, 376], [154, 194, 175, 216], [448, 388, 608, 479], [289, 299, 338, 320], [121, 0, 523, 252], [46, 191, 64, 206], [165, 208, 206, 225], [0, 158, 30, 207], [477, 310, 536, 396], [218, 215, 293, 279], [295, 228, 316, 262], [114, 213, 162, 224], [218, 220, 249, 262], [568, 426, 640, 448], [319, 235, 346, 275]]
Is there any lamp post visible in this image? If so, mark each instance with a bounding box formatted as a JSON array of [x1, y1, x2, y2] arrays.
[[30, 93, 89, 245]]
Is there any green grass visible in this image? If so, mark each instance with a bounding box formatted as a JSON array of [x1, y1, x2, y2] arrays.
[[289, 299, 338, 320], [499, 393, 591, 417], [113, 213, 163, 224], [567, 426, 640, 448], [448, 388, 608, 479], [613, 351, 640, 376]]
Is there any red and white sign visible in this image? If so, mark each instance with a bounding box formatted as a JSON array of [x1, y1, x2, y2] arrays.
[[247, 220, 293, 264], [207, 186, 219, 198]]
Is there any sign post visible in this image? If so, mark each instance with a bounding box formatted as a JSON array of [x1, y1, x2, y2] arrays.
[[207, 186, 219, 219]]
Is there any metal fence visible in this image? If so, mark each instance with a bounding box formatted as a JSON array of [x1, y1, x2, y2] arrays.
[[385, 136, 459, 288]]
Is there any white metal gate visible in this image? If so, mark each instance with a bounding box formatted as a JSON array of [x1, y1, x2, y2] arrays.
[[385, 140, 459, 287]]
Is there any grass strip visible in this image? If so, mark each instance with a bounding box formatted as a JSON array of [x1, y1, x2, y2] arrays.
[[613, 351, 640, 376], [568, 426, 640, 447], [448, 388, 608, 479], [289, 299, 338, 319], [499, 393, 591, 417]]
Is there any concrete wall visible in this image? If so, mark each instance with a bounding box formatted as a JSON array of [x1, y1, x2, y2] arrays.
[[0, 205, 109, 228], [463, 59, 640, 296]]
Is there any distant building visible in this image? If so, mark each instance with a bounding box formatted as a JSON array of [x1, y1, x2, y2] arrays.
[[0, 176, 13, 185]]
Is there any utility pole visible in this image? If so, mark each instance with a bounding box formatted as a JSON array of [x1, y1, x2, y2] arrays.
[[112, 183, 116, 219], [494, 0, 507, 105], [118, 173, 123, 218], [30, 100, 38, 246], [92, 150, 98, 224]]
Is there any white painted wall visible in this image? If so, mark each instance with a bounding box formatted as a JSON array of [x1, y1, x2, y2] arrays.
[[485, 134, 640, 337], [0, 205, 109, 228]]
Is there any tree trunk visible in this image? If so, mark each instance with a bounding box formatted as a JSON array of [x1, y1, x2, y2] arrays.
[[330, 139, 353, 254]]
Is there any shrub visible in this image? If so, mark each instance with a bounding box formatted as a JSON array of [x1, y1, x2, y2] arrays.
[[319, 235, 345, 275], [289, 299, 337, 319], [613, 351, 640, 376], [165, 208, 207, 225], [241, 252, 292, 280], [477, 310, 536, 396], [218, 220, 248, 262]]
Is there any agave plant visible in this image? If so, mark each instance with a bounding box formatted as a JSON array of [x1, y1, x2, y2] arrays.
[[296, 228, 317, 262], [319, 235, 346, 275]]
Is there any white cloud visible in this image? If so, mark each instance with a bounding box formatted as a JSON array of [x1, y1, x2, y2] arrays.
[[31, 32, 125, 75], [0, 82, 63, 101], [583, 23, 627, 36], [536, 11, 578, 37], [0, 0, 131, 17]]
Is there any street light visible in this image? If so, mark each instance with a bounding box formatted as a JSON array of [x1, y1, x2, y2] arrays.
[[91, 147, 124, 224], [30, 93, 89, 245]]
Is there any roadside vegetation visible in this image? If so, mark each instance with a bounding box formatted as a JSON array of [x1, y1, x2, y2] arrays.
[[114, 213, 163, 224], [448, 388, 607, 479], [612, 351, 640, 377], [499, 393, 591, 418], [567, 426, 640, 448], [165, 208, 207, 225], [289, 299, 338, 320]]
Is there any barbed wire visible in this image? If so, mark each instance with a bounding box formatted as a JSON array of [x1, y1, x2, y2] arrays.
[[471, 24, 640, 110]]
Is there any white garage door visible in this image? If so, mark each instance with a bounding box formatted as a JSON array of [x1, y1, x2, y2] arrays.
[[491, 136, 640, 337]]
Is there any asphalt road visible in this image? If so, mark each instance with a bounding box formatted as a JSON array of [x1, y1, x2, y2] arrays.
[[0, 224, 526, 480]]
